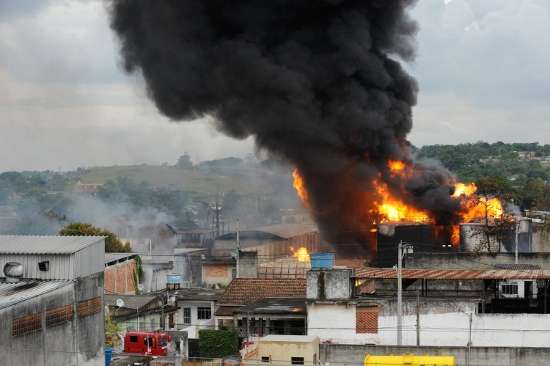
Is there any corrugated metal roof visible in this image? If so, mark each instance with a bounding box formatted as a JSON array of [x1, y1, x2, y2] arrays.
[[0, 235, 105, 254], [0, 280, 71, 310], [105, 252, 138, 265], [355, 267, 550, 280], [217, 223, 318, 240]]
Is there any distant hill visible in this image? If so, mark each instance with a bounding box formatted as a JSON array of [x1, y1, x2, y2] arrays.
[[417, 142, 550, 184], [78, 164, 278, 197]]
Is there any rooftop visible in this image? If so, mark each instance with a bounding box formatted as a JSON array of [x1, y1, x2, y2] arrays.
[[260, 335, 319, 343], [104, 294, 158, 310], [173, 287, 222, 302], [0, 235, 105, 255], [0, 280, 71, 310], [216, 223, 318, 240], [219, 278, 306, 305], [105, 252, 138, 265], [356, 267, 550, 280], [236, 297, 306, 315]]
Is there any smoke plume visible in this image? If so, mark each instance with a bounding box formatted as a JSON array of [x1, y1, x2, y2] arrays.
[[108, 0, 461, 255]]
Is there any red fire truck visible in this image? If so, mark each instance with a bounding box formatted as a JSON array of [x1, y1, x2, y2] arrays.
[[123, 331, 172, 356]]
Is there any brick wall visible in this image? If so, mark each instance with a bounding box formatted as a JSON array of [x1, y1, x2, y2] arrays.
[[104, 259, 137, 295], [356, 306, 379, 334]]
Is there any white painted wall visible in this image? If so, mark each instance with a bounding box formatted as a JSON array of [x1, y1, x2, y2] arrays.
[[307, 303, 550, 347], [177, 300, 216, 338]]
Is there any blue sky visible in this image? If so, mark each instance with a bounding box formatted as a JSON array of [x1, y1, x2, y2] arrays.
[[1, 0, 549, 170]]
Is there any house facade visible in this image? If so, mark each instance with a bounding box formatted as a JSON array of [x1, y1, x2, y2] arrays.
[[306, 267, 550, 347]]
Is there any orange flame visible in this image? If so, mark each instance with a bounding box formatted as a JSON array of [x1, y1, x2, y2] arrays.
[[461, 196, 503, 222], [452, 182, 477, 197], [291, 247, 310, 262], [388, 160, 406, 173], [451, 225, 460, 246], [373, 180, 431, 223], [292, 168, 309, 207]]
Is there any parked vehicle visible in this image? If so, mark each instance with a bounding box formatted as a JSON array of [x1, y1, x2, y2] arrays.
[[123, 331, 172, 356]]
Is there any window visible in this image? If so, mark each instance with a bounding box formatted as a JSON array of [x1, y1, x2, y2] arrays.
[[169, 313, 175, 329], [183, 308, 191, 325], [129, 335, 138, 343], [291, 357, 304, 365], [145, 336, 153, 347], [261, 357, 271, 363], [502, 283, 519, 295], [197, 306, 211, 320], [38, 261, 49, 271]]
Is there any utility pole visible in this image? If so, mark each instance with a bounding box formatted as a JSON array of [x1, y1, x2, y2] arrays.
[[215, 192, 220, 237], [236, 219, 240, 278], [397, 241, 413, 346], [515, 218, 520, 264], [416, 289, 420, 347], [466, 312, 473, 366]]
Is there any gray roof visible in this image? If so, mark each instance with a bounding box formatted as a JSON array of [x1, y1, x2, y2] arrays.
[[0, 280, 71, 310], [173, 287, 222, 302], [104, 294, 158, 310], [217, 223, 318, 240], [237, 297, 306, 315], [105, 252, 138, 265], [0, 235, 105, 254]]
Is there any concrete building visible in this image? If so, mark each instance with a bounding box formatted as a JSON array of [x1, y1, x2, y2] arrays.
[[173, 287, 220, 338], [201, 257, 235, 288], [307, 267, 550, 347], [139, 248, 207, 292], [214, 223, 321, 259], [0, 235, 105, 365], [244, 335, 320, 366]]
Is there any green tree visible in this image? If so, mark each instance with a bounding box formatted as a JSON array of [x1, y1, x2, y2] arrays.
[[59, 223, 131, 252], [199, 329, 238, 358]]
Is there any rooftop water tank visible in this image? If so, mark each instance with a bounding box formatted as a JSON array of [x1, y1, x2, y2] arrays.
[[310, 252, 334, 270]]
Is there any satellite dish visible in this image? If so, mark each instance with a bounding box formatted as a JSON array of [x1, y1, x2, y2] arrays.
[[116, 298, 125, 308]]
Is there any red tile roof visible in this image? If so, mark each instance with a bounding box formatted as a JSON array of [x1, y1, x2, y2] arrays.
[[355, 267, 550, 280], [219, 278, 306, 305]]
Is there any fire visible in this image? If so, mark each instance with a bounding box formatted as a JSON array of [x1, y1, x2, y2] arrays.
[[373, 181, 431, 223], [292, 168, 309, 207], [451, 225, 460, 246], [450, 182, 503, 222], [292, 247, 310, 262], [388, 160, 406, 173], [461, 196, 503, 222], [452, 182, 477, 197]]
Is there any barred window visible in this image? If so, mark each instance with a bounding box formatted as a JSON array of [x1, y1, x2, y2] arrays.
[[183, 307, 191, 324], [197, 306, 211, 320], [12, 313, 42, 337], [502, 283, 518, 295], [46, 304, 74, 327], [77, 297, 102, 318]]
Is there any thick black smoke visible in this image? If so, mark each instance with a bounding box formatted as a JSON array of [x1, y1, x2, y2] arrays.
[[108, 0, 461, 255]]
